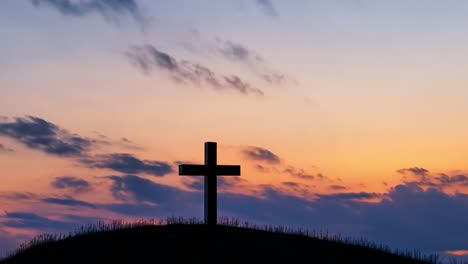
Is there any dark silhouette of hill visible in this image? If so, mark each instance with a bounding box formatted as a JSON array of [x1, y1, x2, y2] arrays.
[[0, 218, 437, 264]]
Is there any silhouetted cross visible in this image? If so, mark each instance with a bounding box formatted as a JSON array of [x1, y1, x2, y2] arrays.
[[179, 142, 241, 226]]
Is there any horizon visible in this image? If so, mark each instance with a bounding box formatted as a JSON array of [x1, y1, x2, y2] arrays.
[[1, 0, 468, 262]]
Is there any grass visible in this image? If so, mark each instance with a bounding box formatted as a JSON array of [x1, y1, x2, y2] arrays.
[[0, 217, 446, 264]]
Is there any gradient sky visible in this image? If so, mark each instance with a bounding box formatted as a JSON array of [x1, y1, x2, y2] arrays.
[[1, 0, 468, 260]]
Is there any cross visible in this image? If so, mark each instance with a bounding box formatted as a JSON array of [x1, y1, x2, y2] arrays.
[[179, 142, 241, 226]]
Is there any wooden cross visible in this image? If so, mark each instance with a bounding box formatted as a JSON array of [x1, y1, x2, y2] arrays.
[[179, 142, 241, 226]]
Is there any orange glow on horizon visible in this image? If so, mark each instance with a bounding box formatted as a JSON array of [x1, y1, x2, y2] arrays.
[[447, 250, 468, 256]]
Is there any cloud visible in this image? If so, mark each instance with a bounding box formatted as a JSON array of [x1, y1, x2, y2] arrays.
[[260, 73, 287, 85], [218, 186, 315, 225], [280, 181, 312, 196], [126, 44, 264, 97], [283, 166, 315, 180], [223, 76, 263, 96], [105, 175, 244, 218], [0, 143, 13, 153], [243, 146, 320, 181], [180, 31, 292, 88], [41, 197, 97, 208], [256, 0, 278, 17], [107, 175, 192, 204], [329, 185, 348, 190], [403, 172, 468, 190], [0, 116, 95, 157], [218, 184, 468, 252], [317, 192, 381, 201], [104, 174, 468, 251], [83, 153, 173, 177], [3, 212, 75, 230], [364, 184, 468, 251], [173, 160, 197, 166], [282, 182, 300, 187], [9, 173, 464, 254], [0, 192, 37, 200], [51, 176, 92, 193], [31, 0, 147, 26], [435, 174, 468, 186], [181, 178, 204, 191], [243, 146, 280, 164], [105, 175, 202, 217], [0, 212, 103, 255], [218, 40, 263, 64], [2, 211, 100, 232], [214, 38, 291, 86], [397, 167, 429, 176], [255, 164, 270, 173], [182, 176, 245, 191], [119, 137, 143, 151]]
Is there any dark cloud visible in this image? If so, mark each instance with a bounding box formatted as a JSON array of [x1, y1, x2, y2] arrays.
[[105, 175, 202, 217], [0, 116, 94, 157], [283, 166, 315, 180], [255, 164, 270, 173], [403, 172, 468, 190], [0, 192, 37, 200], [2, 211, 100, 232], [329, 185, 348, 190], [51, 176, 92, 193], [364, 184, 468, 251], [3, 212, 75, 230], [218, 184, 468, 252], [218, 177, 245, 189], [282, 182, 300, 187], [127, 44, 264, 97], [182, 176, 245, 191], [280, 182, 312, 196], [15, 173, 465, 253], [317, 192, 381, 201], [108, 175, 192, 204], [103, 174, 468, 251], [116, 137, 143, 151], [397, 167, 429, 176], [105, 175, 246, 218], [173, 160, 198, 166], [215, 38, 290, 86], [83, 153, 173, 177], [218, 40, 263, 64], [243, 146, 280, 164], [218, 186, 317, 227], [128, 45, 177, 74], [256, 0, 278, 17], [0, 143, 13, 153], [260, 73, 287, 85], [31, 0, 146, 26], [435, 174, 468, 186], [0, 212, 103, 254], [41, 197, 97, 208], [223, 76, 264, 96], [182, 178, 204, 191]]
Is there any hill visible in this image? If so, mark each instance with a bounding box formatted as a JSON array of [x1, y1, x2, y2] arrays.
[[0, 219, 437, 264]]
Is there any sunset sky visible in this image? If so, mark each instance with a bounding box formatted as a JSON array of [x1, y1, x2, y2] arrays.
[[1, 0, 468, 260]]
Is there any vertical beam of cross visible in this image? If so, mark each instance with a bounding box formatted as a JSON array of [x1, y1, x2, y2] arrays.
[[204, 142, 217, 225], [179, 142, 241, 226]]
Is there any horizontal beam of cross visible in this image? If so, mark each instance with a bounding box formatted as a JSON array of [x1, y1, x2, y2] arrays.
[[178, 165, 241, 176]]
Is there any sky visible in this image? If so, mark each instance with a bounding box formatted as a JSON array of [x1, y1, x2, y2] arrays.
[[1, 0, 468, 261]]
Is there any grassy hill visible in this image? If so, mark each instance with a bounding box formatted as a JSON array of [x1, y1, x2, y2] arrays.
[[0, 218, 438, 264]]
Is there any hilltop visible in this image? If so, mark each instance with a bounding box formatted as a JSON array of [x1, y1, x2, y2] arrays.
[[0, 219, 437, 264]]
